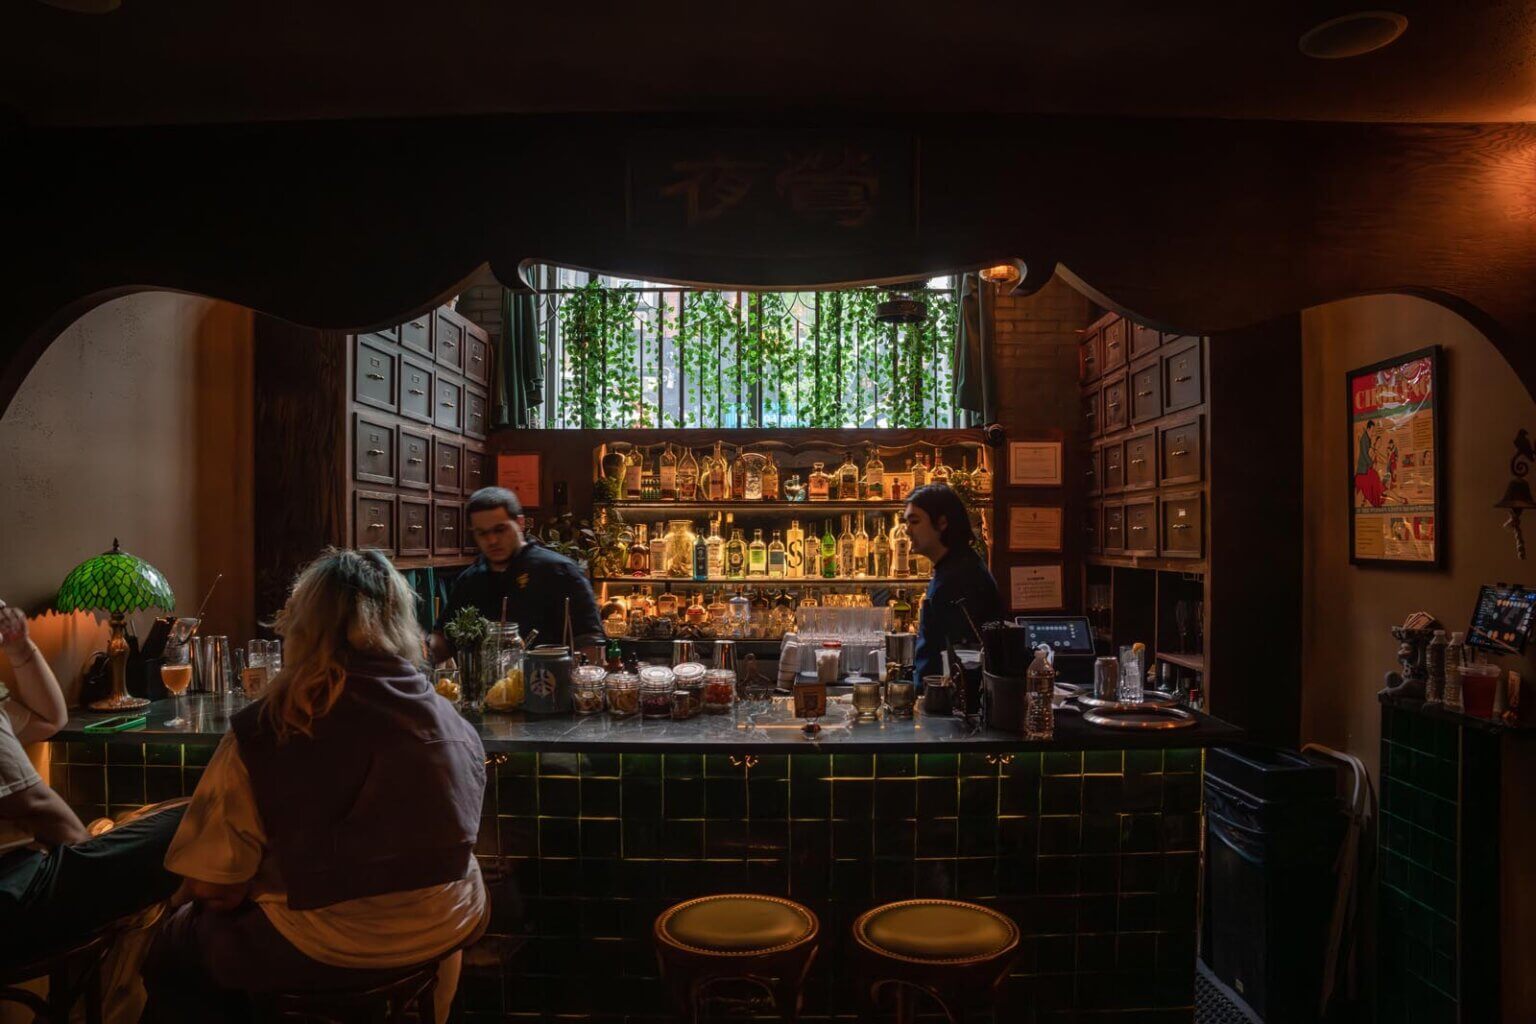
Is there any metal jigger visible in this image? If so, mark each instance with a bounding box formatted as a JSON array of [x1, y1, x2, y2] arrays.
[[713, 639, 736, 673]]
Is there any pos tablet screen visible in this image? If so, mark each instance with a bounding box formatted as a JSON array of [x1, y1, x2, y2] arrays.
[[1467, 584, 1536, 655]]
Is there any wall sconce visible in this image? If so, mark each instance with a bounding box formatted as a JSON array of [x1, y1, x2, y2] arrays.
[[978, 262, 1024, 288], [1495, 429, 1536, 558]]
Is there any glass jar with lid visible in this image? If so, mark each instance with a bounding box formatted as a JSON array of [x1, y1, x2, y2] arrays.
[[703, 668, 737, 713], [639, 665, 676, 719], [665, 520, 698, 578], [605, 669, 640, 718], [671, 662, 706, 719], [572, 664, 608, 715], [481, 623, 524, 713]]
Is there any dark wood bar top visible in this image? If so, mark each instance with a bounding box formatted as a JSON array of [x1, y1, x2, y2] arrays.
[[53, 696, 1242, 754]]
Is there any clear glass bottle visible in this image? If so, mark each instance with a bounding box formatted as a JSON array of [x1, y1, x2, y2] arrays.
[[864, 446, 885, 500], [853, 515, 870, 577], [641, 450, 659, 500], [726, 526, 747, 579], [930, 448, 951, 486], [730, 448, 748, 501], [1025, 647, 1055, 740], [761, 453, 779, 501], [821, 520, 838, 579], [890, 589, 912, 632], [785, 519, 805, 579], [649, 521, 667, 577], [677, 447, 700, 502], [744, 454, 764, 501], [838, 515, 856, 579], [951, 455, 971, 492], [659, 443, 678, 501], [911, 453, 930, 489], [628, 523, 650, 576], [685, 593, 708, 625], [836, 451, 859, 501], [971, 449, 993, 499], [707, 441, 728, 501], [748, 529, 768, 576], [665, 519, 696, 578], [655, 586, 679, 620], [799, 588, 819, 609], [624, 447, 643, 500], [873, 520, 892, 577], [808, 461, 830, 501], [728, 589, 751, 638], [706, 514, 726, 579], [707, 588, 729, 625], [892, 514, 911, 577], [768, 530, 787, 578]]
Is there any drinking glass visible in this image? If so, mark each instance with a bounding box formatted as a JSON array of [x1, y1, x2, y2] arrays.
[[161, 643, 193, 727]]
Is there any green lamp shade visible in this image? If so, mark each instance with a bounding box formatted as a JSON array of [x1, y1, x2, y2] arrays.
[[56, 539, 175, 615]]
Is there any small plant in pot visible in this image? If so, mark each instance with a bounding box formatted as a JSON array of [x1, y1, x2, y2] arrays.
[[443, 606, 490, 712]]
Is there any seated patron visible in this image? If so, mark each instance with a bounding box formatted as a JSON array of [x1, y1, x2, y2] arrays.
[[143, 549, 488, 1022], [0, 598, 186, 966]]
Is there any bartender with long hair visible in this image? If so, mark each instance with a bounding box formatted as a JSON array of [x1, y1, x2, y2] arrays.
[[902, 484, 1003, 687]]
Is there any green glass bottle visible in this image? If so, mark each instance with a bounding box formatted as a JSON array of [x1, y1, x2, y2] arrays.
[[820, 520, 837, 579]]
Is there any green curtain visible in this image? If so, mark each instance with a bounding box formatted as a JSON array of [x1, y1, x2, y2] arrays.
[[953, 272, 996, 426], [495, 287, 545, 428]]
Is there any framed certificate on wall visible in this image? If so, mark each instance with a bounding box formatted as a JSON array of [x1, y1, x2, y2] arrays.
[[1346, 346, 1442, 567], [1008, 506, 1063, 552], [1010, 564, 1064, 610], [1008, 441, 1063, 486], [496, 452, 543, 508]]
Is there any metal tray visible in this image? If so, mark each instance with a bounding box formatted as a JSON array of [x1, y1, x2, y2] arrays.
[[1082, 706, 1196, 730], [1075, 690, 1178, 710]]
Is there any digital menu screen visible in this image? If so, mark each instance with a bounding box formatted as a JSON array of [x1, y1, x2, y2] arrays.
[[1016, 616, 1096, 656], [1467, 584, 1536, 654]]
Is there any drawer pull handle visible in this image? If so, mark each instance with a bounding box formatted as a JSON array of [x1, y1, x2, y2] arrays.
[[443, 464, 457, 471], [367, 521, 386, 530], [1136, 389, 1154, 398], [411, 320, 425, 329], [1171, 448, 1189, 456], [472, 355, 483, 363], [1174, 375, 1192, 383], [442, 525, 457, 533], [408, 525, 424, 532], [366, 448, 385, 456], [1171, 523, 1191, 531], [441, 401, 456, 408], [409, 388, 425, 396], [366, 372, 385, 381], [1107, 401, 1121, 409], [407, 457, 424, 464], [1131, 525, 1147, 532], [1130, 458, 1146, 465]]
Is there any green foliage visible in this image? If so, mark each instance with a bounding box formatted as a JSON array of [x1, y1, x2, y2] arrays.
[[444, 606, 489, 650]]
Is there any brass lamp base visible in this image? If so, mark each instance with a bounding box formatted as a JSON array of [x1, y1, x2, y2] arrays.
[[88, 610, 150, 711]]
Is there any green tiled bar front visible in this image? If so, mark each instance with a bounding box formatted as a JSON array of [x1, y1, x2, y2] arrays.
[[50, 741, 1205, 1023]]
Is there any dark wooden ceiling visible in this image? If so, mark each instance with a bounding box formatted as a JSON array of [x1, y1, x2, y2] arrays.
[[1, 1, 1533, 127]]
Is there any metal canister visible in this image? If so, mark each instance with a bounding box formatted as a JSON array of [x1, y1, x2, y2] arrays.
[[1093, 656, 1121, 701], [884, 631, 916, 669], [522, 646, 573, 715]]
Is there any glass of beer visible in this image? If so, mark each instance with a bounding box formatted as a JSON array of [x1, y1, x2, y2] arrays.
[[161, 642, 193, 727]]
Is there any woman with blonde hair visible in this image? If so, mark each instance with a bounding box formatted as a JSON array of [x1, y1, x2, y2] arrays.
[[143, 549, 487, 1021]]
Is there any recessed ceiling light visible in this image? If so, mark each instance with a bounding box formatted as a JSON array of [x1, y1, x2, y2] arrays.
[[1299, 11, 1408, 59], [34, 0, 121, 12]]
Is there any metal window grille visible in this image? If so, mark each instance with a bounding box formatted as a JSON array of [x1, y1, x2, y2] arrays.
[[533, 265, 959, 430]]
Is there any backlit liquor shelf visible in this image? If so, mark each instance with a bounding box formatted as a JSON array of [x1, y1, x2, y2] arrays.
[[597, 501, 911, 514], [592, 576, 930, 587]]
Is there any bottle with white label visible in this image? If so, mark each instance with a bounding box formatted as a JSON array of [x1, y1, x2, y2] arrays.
[[1025, 646, 1055, 740], [785, 520, 805, 578]]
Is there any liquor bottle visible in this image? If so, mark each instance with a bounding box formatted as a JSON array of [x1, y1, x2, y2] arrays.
[[931, 448, 951, 486], [761, 453, 779, 501], [744, 454, 763, 501], [799, 587, 819, 609], [837, 515, 856, 579], [685, 593, 708, 626], [707, 441, 728, 502], [873, 519, 892, 577], [853, 515, 870, 577], [624, 447, 643, 500], [836, 451, 859, 501], [641, 451, 659, 500], [952, 455, 971, 493], [890, 589, 912, 632], [972, 449, 993, 499], [692, 525, 709, 581], [768, 530, 786, 578], [785, 519, 805, 578], [748, 529, 768, 576], [911, 453, 929, 489], [631, 586, 653, 619], [678, 447, 700, 501], [605, 636, 624, 671], [730, 448, 748, 501], [656, 585, 678, 619], [726, 525, 747, 579], [864, 446, 885, 500], [659, 443, 678, 500], [707, 589, 729, 625], [628, 523, 650, 576], [706, 515, 726, 579], [821, 520, 837, 579], [649, 522, 667, 577], [891, 514, 911, 577], [808, 461, 830, 501]]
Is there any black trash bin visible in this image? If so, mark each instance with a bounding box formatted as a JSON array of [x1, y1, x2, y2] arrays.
[[1204, 746, 1344, 1023]]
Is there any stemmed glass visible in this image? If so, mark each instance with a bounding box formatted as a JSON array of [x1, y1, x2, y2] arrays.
[[161, 642, 193, 728]]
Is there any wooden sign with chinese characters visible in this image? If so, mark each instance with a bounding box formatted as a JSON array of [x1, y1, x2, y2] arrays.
[[496, 452, 543, 509]]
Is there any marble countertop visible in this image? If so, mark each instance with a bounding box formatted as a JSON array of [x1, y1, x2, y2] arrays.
[[53, 695, 1242, 753]]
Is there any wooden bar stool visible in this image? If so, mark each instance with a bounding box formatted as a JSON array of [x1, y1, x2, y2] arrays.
[[0, 930, 112, 1024], [654, 893, 820, 1024], [851, 899, 1020, 1024], [261, 961, 440, 1024]]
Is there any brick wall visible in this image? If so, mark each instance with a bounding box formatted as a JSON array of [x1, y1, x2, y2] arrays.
[[989, 273, 1096, 613]]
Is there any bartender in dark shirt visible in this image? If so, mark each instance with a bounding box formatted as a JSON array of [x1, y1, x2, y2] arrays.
[[430, 487, 605, 664], [904, 484, 1003, 688]]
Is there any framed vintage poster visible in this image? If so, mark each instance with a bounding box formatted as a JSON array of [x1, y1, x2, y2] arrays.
[[1008, 441, 1063, 486], [1347, 346, 1442, 567], [1010, 564, 1064, 610], [1007, 506, 1063, 552], [496, 452, 543, 509]]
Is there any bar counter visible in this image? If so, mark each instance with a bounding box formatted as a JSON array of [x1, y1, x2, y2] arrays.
[[50, 697, 1238, 1023]]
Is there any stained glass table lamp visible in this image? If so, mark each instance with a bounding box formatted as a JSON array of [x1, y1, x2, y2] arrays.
[[56, 539, 175, 710]]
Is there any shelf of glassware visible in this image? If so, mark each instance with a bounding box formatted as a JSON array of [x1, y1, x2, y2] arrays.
[[597, 501, 910, 515], [592, 576, 930, 588]]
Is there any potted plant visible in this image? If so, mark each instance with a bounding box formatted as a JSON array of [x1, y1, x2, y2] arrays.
[[443, 606, 489, 712]]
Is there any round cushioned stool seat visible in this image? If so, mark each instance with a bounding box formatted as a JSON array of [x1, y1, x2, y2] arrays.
[[855, 899, 1019, 962], [658, 894, 816, 954]]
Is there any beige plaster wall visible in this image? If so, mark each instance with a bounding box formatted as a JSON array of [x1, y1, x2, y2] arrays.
[[1300, 292, 1536, 1020], [0, 291, 254, 702]]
